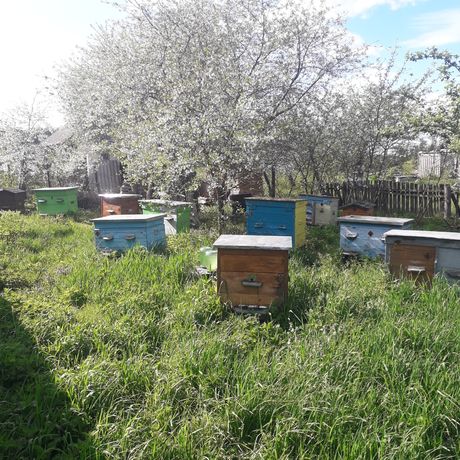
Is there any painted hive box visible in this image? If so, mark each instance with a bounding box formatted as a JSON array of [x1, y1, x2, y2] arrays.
[[0, 189, 26, 211], [299, 194, 339, 226], [338, 216, 414, 259], [214, 235, 292, 308], [99, 193, 141, 217], [385, 230, 460, 284], [33, 187, 78, 215], [140, 199, 192, 234], [340, 202, 375, 217], [91, 214, 166, 253], [245, 197, 306, 248]]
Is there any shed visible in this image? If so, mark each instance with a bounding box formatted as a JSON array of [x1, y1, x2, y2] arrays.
[[91, 214, 166, 253], [340, 201, 375, 217], [245, 197, 306, 248], [0, 188, 26, 211], [213, 234, 292, 310], [299, 194, 339, 225], [338, 215, 414, 259], [384, 229, 460, 284]]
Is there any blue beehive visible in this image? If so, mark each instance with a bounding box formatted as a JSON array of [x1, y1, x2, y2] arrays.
[[245, 197, 306, 248], [338, 215, 414, 259], [91, 214, 166, 253], [299, 194, 339, 225]]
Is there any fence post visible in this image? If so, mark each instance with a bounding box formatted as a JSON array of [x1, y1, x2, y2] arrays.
[[444, 185, 452, 218]]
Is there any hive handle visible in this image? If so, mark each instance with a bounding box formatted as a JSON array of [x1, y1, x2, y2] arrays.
[[102, 235, 113, 241], [241, 279, 263, 288], [345, 232, 358, 240], [254, 222, 264, 228], [38, 199, 47, 203], [407, 265, 426, 274], [125, 234, 136, 241], [278, 225, 287, 230], [55, 198, 64, 203], [108, 209, 116, 214]]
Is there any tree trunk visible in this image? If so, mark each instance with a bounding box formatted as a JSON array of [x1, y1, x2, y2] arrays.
[[263, 166, 276, 197]]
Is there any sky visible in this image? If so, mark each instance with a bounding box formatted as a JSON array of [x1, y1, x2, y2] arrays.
[[1, 0, 460, 126]]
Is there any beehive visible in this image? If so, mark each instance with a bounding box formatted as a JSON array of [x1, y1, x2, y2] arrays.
[[0, 189, 26, 211], [299, 194, 339, 226], [385, 230, 460, 284], [99, 193, 141, 217], [91, 214, 166, 253], [33, 187, 78, 215], [213, 234, 292, 308], [340, 201, 375, 217], [245, 197, 306, 248], [139, 199, 192, 234], [338, 215, 414, 259]]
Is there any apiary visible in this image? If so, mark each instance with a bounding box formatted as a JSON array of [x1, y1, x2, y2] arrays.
[[299, 194, 339, 226], [33, 187, 78, 215], [384, 229, 460, 284], [0, 188, 26, 211], [338, 215, 414, 259], [91, 214, 166, 253], [99, 193, 141, 217], [213, 234, 292, 309], [339, 201, 375, 217], [245, 197, 306, 248], [139, 199, 192, 234]]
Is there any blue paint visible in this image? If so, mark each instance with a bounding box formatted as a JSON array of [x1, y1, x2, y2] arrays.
[[91, 214, 166, 253], [338, 216, 413, 259]]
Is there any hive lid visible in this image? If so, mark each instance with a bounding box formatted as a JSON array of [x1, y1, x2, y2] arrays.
[[384, 229, 460, 241], [299, 194, 338, 200], [339, 201, 375, 209], [0, 188, 25, 194], [245, 197, 304, 203], [91, 213, 166, 223], [33, 186, 79, 191], [213, 234, 292, 250], [139, 199, 193, 207], [99, 193, 141, 198], [338, 216, 414, 226]]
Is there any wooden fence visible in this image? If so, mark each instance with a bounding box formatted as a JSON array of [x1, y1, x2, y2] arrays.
[[322, 180, 459, 217]]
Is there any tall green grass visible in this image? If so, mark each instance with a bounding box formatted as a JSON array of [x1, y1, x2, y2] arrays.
[[0, 212, 459, 458]]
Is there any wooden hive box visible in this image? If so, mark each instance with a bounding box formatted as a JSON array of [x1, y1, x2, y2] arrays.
[[91, 214, 166, 253], [339, 201, 375, 217], [213, 235, 292, 308], [338, 215, 414, 259], [0, 188, 26, 211], [140, 199, 193, 234], [299, 194, 339, 226], [384, 230, 460, 284], [99, 193, 141, 217], [33, 187, 78, 216], [245, 197, 306, 248]]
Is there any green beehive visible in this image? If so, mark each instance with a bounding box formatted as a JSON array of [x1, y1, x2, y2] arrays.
[[139, 199, 192, 234], [33, 187, 78, 216]]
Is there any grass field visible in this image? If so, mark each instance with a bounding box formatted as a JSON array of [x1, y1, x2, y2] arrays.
[[0, 212, 459, 459]]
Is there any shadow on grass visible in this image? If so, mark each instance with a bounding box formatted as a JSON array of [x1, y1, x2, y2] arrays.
[[0, 295, 101, 459]]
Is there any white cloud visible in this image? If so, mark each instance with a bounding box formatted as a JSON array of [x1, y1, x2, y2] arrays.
[[403, 9, 460, 48], [320, 0, 424, 18]]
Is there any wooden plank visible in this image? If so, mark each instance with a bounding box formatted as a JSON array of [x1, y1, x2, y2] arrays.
[[389, 243, 436, 282], [218, 249, 288, 273]]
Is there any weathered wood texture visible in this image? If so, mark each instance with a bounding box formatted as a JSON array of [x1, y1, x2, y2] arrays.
[[322, 180, 459, 217], [100, 194, 140, 217], [388, 244, 436, 283]]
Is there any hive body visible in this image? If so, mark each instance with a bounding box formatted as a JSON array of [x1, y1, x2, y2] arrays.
[[99, 194, 141, 217], [33, 187, 78, 215], [91, 214, 166, 253], [385, 230, 460, 284], [245, 198, 306, 248], [299, 194, 339, 226], [214, 235, 292, 308], [140, 199, 192, 234], [338, 216, 414, 259], [0, 189, 26, 211]]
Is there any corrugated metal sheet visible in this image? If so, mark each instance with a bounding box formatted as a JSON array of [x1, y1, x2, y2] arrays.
[[95, 158, 123, 193]]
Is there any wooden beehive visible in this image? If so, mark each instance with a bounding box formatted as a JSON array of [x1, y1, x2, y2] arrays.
[[33, 187, 78, 215], [299, 194, 339, 226], [338, 215, 414, 259], [245, 197, 306, 248], [99, 193, 141, 217], [91, 214, 166, 253], [339, 201, 375, 217], [385, 230, 460, 284], [139, 199, 193, 234], [0, 188, 26, 211], [214, 235, 292, 308]]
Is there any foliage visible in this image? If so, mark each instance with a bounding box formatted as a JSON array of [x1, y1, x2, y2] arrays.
[[1, 212, 459, 458]]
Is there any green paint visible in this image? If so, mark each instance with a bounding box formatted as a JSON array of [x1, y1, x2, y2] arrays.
[[140, 200, 192, 233], [33, 187, 78, 216]]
